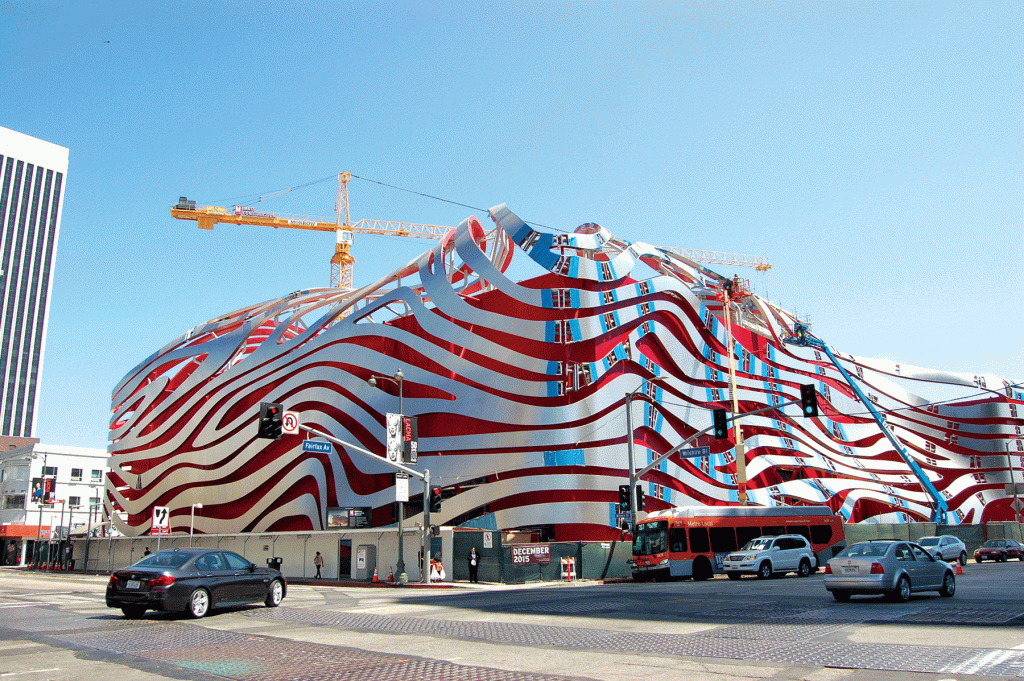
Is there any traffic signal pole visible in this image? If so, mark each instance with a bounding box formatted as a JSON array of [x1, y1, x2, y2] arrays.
[[296, 422, 433, 584]]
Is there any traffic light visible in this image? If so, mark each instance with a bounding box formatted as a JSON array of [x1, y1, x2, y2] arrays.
[[618, 484, 630, 511], [713, 408, 729, 439], [800, 384, 819, 417], [257, 402, 283, 440], [429, 487, 443, 513], [635, 484, 645, 511]]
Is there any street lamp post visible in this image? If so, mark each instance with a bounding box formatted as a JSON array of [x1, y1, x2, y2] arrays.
[[190, 503, 204, 546], [368, 369, 409, 584]]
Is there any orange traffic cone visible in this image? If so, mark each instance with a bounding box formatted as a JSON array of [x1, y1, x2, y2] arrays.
[[387, 566, 394, 582], [956, 562, 964, 575], [372, 566, 379, 583]]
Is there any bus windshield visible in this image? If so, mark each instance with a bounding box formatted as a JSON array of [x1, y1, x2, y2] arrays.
[[633, 521, 668, 556]]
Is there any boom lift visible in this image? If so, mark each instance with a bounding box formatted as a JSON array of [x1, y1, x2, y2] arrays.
[[784, 323, 949, 524], [171, 172, 773, 289]]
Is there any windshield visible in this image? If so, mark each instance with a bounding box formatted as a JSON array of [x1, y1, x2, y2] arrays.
[[982, 540, 1004, 547], [132, 551, 191, 569], [838, 542, 889, 558], [741, 538, 774, 551], [632, 522, 668, 556], [918, 537, 939, 546]]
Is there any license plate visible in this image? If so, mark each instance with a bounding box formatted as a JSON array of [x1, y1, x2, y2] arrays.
[[126, 580, 141, 589], [840, 566, 858, 575]]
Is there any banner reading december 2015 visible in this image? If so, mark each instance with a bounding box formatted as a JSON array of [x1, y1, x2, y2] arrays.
[[511, 544, 551, 565]]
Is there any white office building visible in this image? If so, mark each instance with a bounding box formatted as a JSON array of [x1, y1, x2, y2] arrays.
[[0, 443, 107, 566], [0, 127, 68, 438]]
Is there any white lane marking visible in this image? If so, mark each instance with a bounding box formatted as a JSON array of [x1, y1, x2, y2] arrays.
[[0, 669, 62, 677]]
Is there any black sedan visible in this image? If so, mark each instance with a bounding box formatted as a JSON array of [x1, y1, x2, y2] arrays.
[[106, 548, 286, 619]]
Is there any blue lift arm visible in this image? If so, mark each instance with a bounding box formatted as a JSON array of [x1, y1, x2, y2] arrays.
[[784, 324, 948, 524]]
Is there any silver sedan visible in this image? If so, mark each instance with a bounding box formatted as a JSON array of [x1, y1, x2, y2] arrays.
[[823, 540, 956, 602]]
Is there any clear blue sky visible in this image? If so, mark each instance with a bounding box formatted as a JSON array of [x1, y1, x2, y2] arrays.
[[2, 1, 1021, 450]]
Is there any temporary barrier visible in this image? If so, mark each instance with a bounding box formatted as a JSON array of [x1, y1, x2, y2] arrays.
[[560, 557, 576, 581]]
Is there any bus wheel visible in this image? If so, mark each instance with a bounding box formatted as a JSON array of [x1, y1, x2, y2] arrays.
[[692, 557, 713, 582]]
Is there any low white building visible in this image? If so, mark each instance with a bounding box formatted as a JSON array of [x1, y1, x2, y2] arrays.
[[0, 442, 108, 566]]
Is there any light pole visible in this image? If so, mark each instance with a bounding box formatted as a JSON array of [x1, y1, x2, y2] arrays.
[[368, 368, 408, 584], [625, 377, 664, 528], [190, 503, 203, 546]]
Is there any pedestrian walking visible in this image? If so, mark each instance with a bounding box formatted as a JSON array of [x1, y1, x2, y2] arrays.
[[313, 551, 324, 579], [468, 547, 479, 583]]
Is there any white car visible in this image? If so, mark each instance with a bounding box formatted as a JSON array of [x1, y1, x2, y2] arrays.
[[723, 534, 817, 579], [917, 535, 967, 565]]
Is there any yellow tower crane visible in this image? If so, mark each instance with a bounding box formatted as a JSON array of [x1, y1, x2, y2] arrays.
[[170, 172, 771, 289], [170, 172, 450, 289]]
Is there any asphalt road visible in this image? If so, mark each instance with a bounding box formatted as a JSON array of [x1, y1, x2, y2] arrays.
[[2, 561, 1024, 681]]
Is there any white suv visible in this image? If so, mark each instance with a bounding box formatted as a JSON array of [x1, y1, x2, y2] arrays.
[[918, 535, 968, 565], [723, 534, 817, 580]]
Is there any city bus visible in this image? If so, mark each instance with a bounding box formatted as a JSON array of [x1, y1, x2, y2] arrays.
[[627, 506, 846, 582]]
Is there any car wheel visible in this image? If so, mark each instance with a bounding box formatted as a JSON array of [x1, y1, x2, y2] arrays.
[[832, 590, 851, 602], [264, 579, 284, 607], [727, 572, 742, 580], [757, 561, 772, 580], [188, 588, 210, 619], [959, 552, 967, 566], [121, 605, 146, 619], [797, 559, 811, 578], [939, 571, 955, 598], [1000, 553, 1008, 563], [889, 575, 911, 602]]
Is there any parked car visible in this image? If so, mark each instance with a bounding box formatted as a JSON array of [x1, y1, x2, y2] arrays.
[[106, 548, 286, 619], [823, 540, 956, 602], [917, 535, 968, 565], [973, 539, 1024, 563], [723, 534, 816, 580]]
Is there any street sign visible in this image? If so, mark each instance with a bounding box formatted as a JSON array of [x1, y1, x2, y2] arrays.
[[282, 410, 299, 435], [151, 506, 170, 535], [302, 440, 332, 454], [395, 473, 409, 503], [677, 446, 711, 459]]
